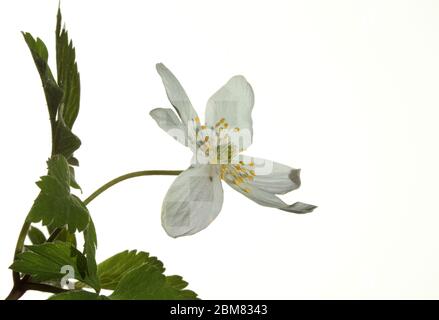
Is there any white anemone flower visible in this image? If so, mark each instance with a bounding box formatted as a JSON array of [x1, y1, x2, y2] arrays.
[[150, 63, 316, 238]]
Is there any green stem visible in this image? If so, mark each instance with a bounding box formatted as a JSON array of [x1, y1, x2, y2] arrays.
[[14, 221, 31, 256], [43, 170, 184, 265], [7, 169, 182, 300], [11, 221, 31, 284], [83, 170, 183, 205], [47, 227, 63, 242]]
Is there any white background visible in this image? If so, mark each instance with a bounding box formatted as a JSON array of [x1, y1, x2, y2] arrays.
[[0, 0, 438, 299]]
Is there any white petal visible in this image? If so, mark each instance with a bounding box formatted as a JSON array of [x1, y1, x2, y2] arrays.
[[156, 63, 199, 126], [238, 155, 301, 194], [205, 75, 254, 150], [161, 165, 223, 237], [225, 177, 316, 214], [149, 108, 187, 146]]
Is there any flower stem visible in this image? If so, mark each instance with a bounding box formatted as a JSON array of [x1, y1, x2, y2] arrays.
[[83, 170, 183, 205], [42, 170, 184, 251], [6, 169, 182, 300]]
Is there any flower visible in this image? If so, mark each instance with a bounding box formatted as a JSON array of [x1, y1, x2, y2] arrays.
[[150, 63, 316, 238]]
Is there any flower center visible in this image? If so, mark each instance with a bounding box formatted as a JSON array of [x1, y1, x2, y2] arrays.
[[192, 117, 255, 191], [220, 160, 256, 193], [194, 117, 240, 165]]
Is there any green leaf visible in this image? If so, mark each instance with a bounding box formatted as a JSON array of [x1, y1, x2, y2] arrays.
[[166, 275, 190, 290], [68, 156, 79, 167], [22, 32, 63, 121], [10, 241, 99, 291], [27, 226, 46, 245], [23, 10, 82, 163], [74, 251, 197, 299], [96, 250, 164, 290], [68, 166, 81, 190], [52, 9, 82, 161], [164, 276, 199, 299], [109, 264, 198, 300], [83, 218, 99, 290], [49, 290, 108, 300], [48, 225, 77, 247], [53, 118, 81, 160], [56, 8, 81, 129], [27, 155, 90, 233]]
